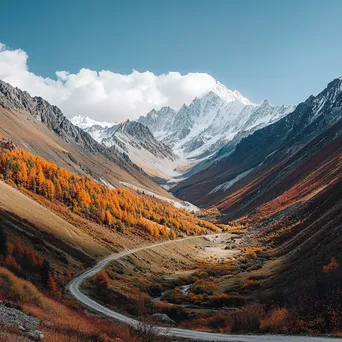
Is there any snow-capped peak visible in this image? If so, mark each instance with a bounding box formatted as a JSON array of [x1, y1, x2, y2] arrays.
[[70, 115, 117, 130], [209, 81, 254, 106], [259, 99, 271, 107]]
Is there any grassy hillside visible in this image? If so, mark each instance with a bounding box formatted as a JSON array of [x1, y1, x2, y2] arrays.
[[0, 103, 173, 199], [0, 139, 223, 341]]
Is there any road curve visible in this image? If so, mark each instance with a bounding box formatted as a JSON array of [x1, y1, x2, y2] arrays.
[[68, 235, 341, 342]]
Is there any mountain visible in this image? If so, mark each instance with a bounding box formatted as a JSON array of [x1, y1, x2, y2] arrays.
[[70, 115, 117, 130], [209, 80, 254, 105], [71, 116, 181, 180], [70, 114, 117, 142], [247, 116, 342, 296], [71, 81, 293, 182], [138, 82, 294, 163], [170, 76, 342, 311], [0, 80, 173, 197], [101, 120, 181, 180], [172, 77, 342, 211]]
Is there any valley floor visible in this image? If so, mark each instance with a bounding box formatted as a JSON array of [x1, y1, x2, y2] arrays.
[[69, 235, 341, 341]]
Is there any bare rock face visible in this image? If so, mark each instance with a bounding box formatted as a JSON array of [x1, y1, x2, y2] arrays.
[[103, 120, 178, 161], [0, 80, 134, 166]]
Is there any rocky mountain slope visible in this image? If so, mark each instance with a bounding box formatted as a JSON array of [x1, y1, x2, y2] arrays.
[[171, 77, 342, 306], [172, 77, 342, 210], [0, 80, 172, 197], [71, 117, 180, 180], [78, 80, 294, 181]]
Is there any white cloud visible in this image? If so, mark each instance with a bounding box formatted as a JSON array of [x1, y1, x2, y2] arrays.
[[0, 43, 217, 121]]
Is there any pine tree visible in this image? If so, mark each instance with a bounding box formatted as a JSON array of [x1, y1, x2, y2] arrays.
[[117, 220, 125, 233], [46, 179, 55, 200], [36, 166, 45, 194]]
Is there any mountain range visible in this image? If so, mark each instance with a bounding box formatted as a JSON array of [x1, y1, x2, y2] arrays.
[[70, 117, 180, 181], [72, 80, 295, 181], [0, 80, 173, 198], [138, 85, 294, 162], [172, 77, 342, 209]]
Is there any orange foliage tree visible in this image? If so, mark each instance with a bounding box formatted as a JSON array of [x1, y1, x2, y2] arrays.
[[0, 147, 220, 237]]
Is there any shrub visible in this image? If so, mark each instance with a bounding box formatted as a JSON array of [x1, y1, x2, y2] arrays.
[[148, 284, 163, 297], [221, 292, 245, 306], [323, 258, 339, 274], [0, 267, 42, 305], [207, 314, 229, 330], [95, 270, 110, 289], [192, 284, 214, 295], [230, 304, 266, 333], [210, 294, 236, 308], [260, 308, 289, 333], [241, 279, 260, 290]]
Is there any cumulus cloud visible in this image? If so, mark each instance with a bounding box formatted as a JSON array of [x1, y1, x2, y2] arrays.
[[0, 43, 217, 121]]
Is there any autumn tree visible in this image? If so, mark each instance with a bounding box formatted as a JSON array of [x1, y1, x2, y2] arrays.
[[46, 179, 55, 200], [36, 166, 45, 194], [323, 258, 339, 274], [0, 146, 220, 240], [95, 270, 110, 290], [47, 271, 57, 293]]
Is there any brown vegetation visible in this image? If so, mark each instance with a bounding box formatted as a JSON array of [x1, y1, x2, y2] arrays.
[[0, 267, 134, 342]]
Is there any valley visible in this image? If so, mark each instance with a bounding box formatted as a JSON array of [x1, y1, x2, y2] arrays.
[[0, 68, 342, 341]]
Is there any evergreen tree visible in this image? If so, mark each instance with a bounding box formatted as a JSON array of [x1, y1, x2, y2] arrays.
[[41, 259, 52, 286], [0, 226, 7, 256]]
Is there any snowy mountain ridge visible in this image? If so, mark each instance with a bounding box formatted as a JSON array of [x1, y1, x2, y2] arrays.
[[71, 80, 295, 181], [138, 88, 295, 161], [70, 115, 117, 129], [71, 117, 183, 180], [209, 80, 254, 106]]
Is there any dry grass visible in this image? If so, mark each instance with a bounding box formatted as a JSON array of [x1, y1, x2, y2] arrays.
[[0, 181, 108, 257], [0, 267, 133, 342]]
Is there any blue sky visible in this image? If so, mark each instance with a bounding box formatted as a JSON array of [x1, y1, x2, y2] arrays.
[[0, 0, 342, 119]]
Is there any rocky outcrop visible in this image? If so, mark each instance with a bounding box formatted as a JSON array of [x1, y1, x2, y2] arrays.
[[151, 313, 177, 326], [0, 303, 44, 340]]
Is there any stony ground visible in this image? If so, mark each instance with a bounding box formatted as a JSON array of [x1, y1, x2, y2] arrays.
[[0, 303, 44, 341]]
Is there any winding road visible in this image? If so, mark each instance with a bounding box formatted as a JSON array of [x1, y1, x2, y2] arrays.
[[68, 235, 341, 341]]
